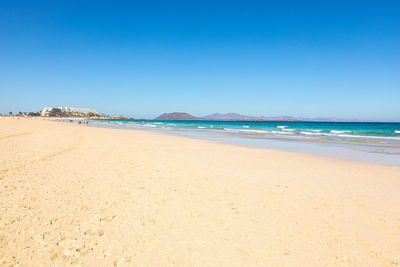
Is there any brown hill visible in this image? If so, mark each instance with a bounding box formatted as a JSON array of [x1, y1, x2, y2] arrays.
[[154, 112, 200, 120]]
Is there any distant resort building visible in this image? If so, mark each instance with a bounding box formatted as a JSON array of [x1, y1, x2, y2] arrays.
[[41, 107, 99, 117]]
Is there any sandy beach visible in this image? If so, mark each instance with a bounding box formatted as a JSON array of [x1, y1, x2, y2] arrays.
[[1, 117, 399, 266]]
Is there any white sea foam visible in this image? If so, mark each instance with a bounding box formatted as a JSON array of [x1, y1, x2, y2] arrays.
[[197, 126, 206, 129], [330, 130, 351, 134], [242, 126, 250, 128], [395, 130, 400, 134], [305, 131, 400, 140], [334, 134, 400, 140], [282, 128, 295, 131], [277, 126, 287, 129], [300, 131, 320, 135], [125, 124, 140, 128], [239, 129, 269, 133], [271, 130, 292, 135], [225, 128, 269, 134], [153, 122, 163, 124], [311, 129, 322, 132]]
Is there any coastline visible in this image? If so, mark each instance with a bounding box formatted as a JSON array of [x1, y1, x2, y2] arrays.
[[1, 117, 400, 266], [87, 119, 400, 167]]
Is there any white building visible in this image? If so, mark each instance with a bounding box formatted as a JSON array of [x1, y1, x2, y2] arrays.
[[41, 107, 99, 117]]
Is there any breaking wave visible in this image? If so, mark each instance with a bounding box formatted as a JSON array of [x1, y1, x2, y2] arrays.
[[330, 130, 351, 134]]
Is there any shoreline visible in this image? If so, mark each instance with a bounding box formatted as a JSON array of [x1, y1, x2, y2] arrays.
[[1, 117, 400, 266], [5, 115, 400, 168], [84, 119, 400, 167]]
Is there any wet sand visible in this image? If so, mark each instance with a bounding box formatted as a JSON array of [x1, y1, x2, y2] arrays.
[[1, 117, 399, 266]]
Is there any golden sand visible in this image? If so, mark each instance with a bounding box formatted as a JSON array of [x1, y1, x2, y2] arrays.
[[0, 117, 399, 266]]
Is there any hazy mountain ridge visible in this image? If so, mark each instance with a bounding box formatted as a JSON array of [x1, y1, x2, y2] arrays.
[[154, 112, 199, 120], [202, 113, 340, 121], [202, 113, 258, 120], [154, 112, 350, 121]]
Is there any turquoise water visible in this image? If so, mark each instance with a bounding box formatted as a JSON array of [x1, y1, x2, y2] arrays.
[[88, 120, 400, 165]]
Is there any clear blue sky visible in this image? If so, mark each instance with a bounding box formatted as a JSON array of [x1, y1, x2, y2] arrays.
[[1, 1, 399, 120]]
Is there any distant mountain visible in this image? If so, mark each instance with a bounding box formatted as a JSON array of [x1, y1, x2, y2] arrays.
[[202, 112, 257, 120], [259, 116, 298, 121], [201, 113, 298, 121], [154, 112, 200, 120], [308, 117, 338, 122], [155, 112, 355, 122]]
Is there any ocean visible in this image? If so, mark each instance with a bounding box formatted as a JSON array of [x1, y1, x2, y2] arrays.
[[87, 120, 400, 166]]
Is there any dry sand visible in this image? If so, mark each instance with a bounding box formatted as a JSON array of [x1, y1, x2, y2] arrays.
[[0, 117, 399, 266]]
